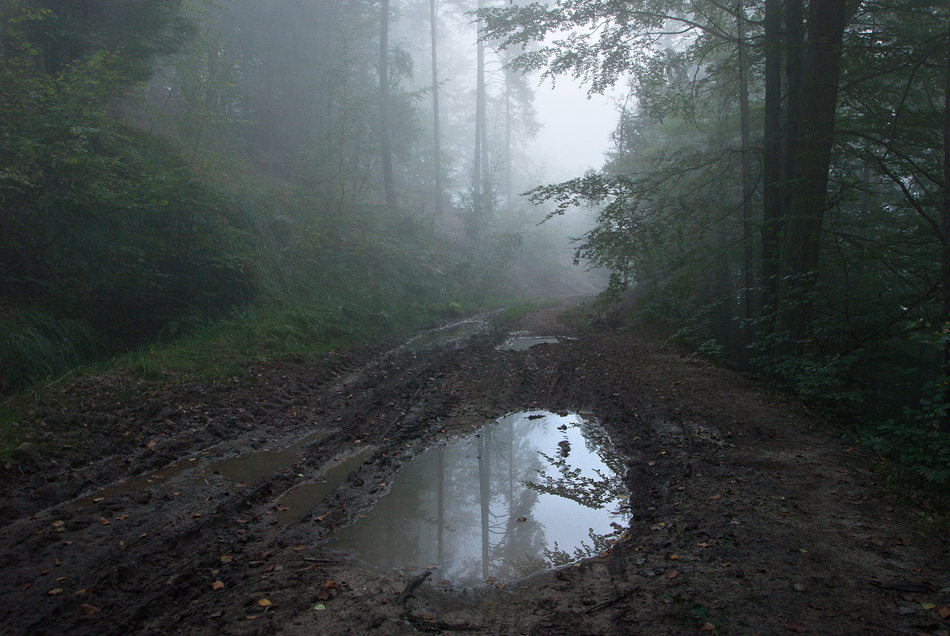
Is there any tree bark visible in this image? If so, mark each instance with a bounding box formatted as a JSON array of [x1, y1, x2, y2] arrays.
[[778, 0, 850, 343], [942, 16, 950, 365], [761, 0, 783, 333], [379, 0, 396, 208], [429, 0, 443, 217], [737, 0, 754, 325]]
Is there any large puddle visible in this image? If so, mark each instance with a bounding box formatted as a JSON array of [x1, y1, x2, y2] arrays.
[[332, 411, 629, 587]]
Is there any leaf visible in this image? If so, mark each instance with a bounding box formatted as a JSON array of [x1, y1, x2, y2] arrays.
[[938, 606, 950, 619], [258, 599, 272, 607], [783, 619, 808, 632], [47, 588, 64, 596], [80, 603, 101, 615], [700, 623, 715, 631], [313, 604, 326, 611], [211, 581, 224, 590], [220, 555, 233, 564], [921, 601, 936, 610], [664, 569, 679, 579]]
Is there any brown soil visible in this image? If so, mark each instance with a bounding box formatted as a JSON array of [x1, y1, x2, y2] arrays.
[[1, 300, 948, 635]]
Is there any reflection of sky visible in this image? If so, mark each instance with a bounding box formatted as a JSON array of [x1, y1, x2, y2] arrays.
[[331, 411, 629, 586]]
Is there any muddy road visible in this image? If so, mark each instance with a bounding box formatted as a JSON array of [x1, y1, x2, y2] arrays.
[[1, 302, 947, 635]]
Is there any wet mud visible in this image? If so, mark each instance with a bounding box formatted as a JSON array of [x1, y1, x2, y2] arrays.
[[0, 299, 947, 635]]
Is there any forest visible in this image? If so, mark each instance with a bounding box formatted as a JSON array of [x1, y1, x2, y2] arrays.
[[2, 0, 950, 633], [4, 0, 947, 482]]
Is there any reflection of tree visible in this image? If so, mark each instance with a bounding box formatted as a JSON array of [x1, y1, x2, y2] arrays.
[[334, 411, 628, 586], [526, 415, 627, 514]]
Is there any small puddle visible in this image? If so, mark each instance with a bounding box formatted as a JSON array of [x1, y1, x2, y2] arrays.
[[332, 411, 629, 587], [497, 336, 560, 351], [210, 430, 330, 485], [275, 448, 376, 523], [68, 460, 200, 508]]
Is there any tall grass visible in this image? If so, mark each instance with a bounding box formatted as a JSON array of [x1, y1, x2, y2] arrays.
[[0, 308, 108, 391]]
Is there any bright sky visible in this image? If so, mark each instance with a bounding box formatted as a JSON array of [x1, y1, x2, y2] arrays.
[[527, 77, 621, 181]]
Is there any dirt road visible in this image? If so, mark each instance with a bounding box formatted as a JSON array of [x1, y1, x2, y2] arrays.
[[1, 301, 947, 635]]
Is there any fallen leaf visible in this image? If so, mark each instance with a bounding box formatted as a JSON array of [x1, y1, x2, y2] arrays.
[[293, 543, 306, 551], [80, 603, 101, 615], [73, 588, 90, 596], [921, 601, 937, 610], [220, 555, 233, 564], [313, 604, 326, 611], [420, 613, 435, 620], [47, 588, 64, 596], [700, 623, 715, 631], [709, 494, 721, 500], [51, 520, 64, 528], [783, 619, 808, 632], [258, 599, 272, 607], [324, 580, 337, 589], [99, 518, 110, 526], [664, 569, 679, 579], [937, 606, 950, 619], [212, 581, 224, 590]]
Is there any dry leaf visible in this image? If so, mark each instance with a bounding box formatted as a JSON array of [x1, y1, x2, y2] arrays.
[[783, 619, 808, 632], [80, 603, 101, 615], [99, 518, 110, 526], [937, 606, 950, 619], [708, 494, 721, 500], [420, 613, 435, 620], [324, 580, 337, 589], [220, 555, 233, 564], [664, 569, 679, 579], [73, 588, 90, 596], [293, 543, 306, 551], [212, 581, 224, 590], [47, 588, 64, 595], [258, 599, 272, 607], [700, 623, 715, 631]]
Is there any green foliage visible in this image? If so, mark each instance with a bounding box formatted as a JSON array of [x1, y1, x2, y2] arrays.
[[0, 308, 107, 390]]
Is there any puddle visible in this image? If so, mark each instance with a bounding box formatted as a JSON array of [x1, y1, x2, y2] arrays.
[[275, 448, 376, 523], [210, 430, 330, 485], [68, 459, 199, 509], [332, 411, 629, 587], [497, 336, 560, 351]]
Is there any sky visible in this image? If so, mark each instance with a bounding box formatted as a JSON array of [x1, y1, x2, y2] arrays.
[[526, 76, 622, 182]]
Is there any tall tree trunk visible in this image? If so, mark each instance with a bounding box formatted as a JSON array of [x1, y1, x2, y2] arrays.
[[761, 0, 783, 334], [942, 16, 950, 366], [429, 0, 443, 217], [778, 0, 849, 344], [782, 0, 805, 219], [379, 0, 396, 208], [505, 69, 512, 213], [737, 0, 754, 326]]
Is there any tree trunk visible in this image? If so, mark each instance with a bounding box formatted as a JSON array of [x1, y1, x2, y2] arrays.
[[379, 0, 396, 208], [781, 0, 805, 221], [942, 16, 950, 365], [778, 0, 849, 344], [429, 0, 443, 217], [737, 0, 754, 326], [761, 0, 783, 334]]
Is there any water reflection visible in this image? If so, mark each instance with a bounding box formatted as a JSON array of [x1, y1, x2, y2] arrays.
[[332, 411, 629, 586], [496, 337, 560, 351]]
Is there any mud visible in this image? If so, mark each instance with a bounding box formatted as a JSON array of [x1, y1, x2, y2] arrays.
[[1, 299, 948, 635]]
